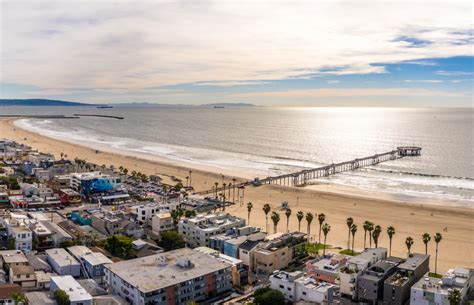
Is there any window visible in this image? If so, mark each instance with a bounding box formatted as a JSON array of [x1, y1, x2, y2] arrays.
[[279, 285, 284, 289]]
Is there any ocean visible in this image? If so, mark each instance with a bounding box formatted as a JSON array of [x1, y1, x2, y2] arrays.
[[2, 106, 473, 205]]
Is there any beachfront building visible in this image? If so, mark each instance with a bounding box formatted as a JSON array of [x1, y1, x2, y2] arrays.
[[178, 213, 246, 248], [252, 232, 307, 275], [270, 270, 337, 304], [306, 253, 348, 284], [151, 212, 174, 238], [410, 267, 474, 305], [357, 258, 402, 304], [46, 248, 81, 277], [383, 253, 430, 305], [103, 248, 233, 305], [209, 226, 264, 258], [70, 171, 122, 195], [50, 275, 93, 305], [339, 248, 387, 299]]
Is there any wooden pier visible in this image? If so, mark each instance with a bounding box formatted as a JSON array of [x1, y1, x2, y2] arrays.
[[195, 146, 421, 195]]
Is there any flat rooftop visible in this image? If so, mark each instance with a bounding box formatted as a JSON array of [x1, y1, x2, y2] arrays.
[[82, 252, 112, 266], [67, 246, 93, 259], [51, 275, 93, 302], [104, 248, 231, 293], [398, 253, 429, 270], [46, 248, 79, 267], [0, 250, 28, 264]]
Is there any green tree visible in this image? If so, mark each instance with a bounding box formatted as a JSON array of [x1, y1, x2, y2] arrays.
[[306, 212, 314, 241], [184, 210, 196, 218], [422, 233, 431, 255], [322, 223, 331, 255], [350, 224, 358, 255], [346, 217, 354, 250], [171, 209, 181, 225], [363, 220, 371, 249], [10, 292, 28, 305], [372, 225, 382, 248], [387, 226, 396, 256], [103, 235, 135, 259], [157, 231, 185, 251], [263, 203, 271, 232], [405, 236, 414, 255], [434, 233, 442, 274], [253, 287, 285, 305], [7, 236, 16, 250], [448, 288, 461, 305], [54, 289, 70, 305], [285, 208, 292, 233], [296, 211, 304, 232], [271, 211, 280, 233], [318, 213, 326, 244], [247, 202, 253, 225]]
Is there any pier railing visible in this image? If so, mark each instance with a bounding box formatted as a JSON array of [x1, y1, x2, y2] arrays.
[[194, 146, 421, 195]]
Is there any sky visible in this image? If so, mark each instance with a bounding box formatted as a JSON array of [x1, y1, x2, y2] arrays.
[[0, 0, 473, 107]]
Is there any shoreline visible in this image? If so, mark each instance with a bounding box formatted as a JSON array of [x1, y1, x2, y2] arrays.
[[1, 118, 473, 272]]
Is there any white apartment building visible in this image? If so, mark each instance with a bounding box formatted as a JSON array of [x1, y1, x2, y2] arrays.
[[4, 216, 33, 252], [178, 213, 246, 248], [151, 212, 174, 237], [411, 268, 474, 305], [270, 270, 337, 304], [339, 248, 387, 299]]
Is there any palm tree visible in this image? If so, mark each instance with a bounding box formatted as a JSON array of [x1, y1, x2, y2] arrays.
[[263, 203, 271, 232], [363, 221, 371, 248], [271, 211, 281, 233], [123, 168, 128, 176], [405, 236, 414, 255], [214, 182, 219, 199], [119, 166, 124, 173], [246, 202, 253, 225], [318, 213, 326, 244], [185, 176, 189, 187], [434, 233, 442, 274], [296, 211, 304, 232], [322, 223, 331, 255], [448, 288, 461, 305], [10, 292, 28, 305], [350, 224, 358, 255], [305, 212, 314, 242], [232, 178, 236, 203], [372, 225, 382, 248], [188, 170, 192, 188], [285, 208, 292, 233], [422, 233, 431, 255], [367, 222, 374, 247], [387, 226, 395, 256], [346, 217, 354, 250]]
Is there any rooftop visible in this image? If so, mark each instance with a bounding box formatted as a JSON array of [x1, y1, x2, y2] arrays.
[[81, 252, 112, 266], [398, 253, 429, 271], [104, 248, 231, 293], [67, 245, 92, 259], [0, 284, 21, 299], [0, 250, 29, 264], [51, 275, 93, 302], [46, 248, 80, 267], [10, 265, 35, 275]]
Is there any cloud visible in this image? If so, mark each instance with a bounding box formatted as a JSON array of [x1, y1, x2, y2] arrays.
[[435, 70, 473, 76], [0, 0, 472, 95], [192, 81, 270, 87], [233, 88, 465, 98], [403, 80, 443, 83]]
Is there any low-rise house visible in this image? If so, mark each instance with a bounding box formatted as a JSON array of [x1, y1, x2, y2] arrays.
[[26, 253, 52, 273], [209, 226, 264, 258], [411, 267, 474, 305], [9, 265, 36, 289], [58, 188, 81, 205], [383, 253, 430, 305], [28, 220, 54, 250], [270, 270, 337, 304], [67, 245, 112, 280], [178, 213, 246, 248], [339, 248, 387, 299], [151, 212, 174, 238], [41, 221, 73, 247], [91, 211, 143, 238], [50, 275, 93, 305], [252, 232, 307, 274], [0, 250, 29, 271], [306, 253, 348, 284], [35, 270, 53, 290], [103, 248, 233, 305], [46, 248, 81, 277], [0, 283, 21, 305]]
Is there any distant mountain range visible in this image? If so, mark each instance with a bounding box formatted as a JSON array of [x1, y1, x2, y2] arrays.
[[0, 99, 93, 106], [0, 99, 256, 108]]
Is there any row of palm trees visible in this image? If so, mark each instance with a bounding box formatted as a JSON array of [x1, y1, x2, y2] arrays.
[[244, 202, 444, 274], [212, 179, 240, 204]]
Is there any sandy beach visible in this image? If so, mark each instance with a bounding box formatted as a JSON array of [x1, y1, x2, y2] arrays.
[[1, 118, 473, 272]]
